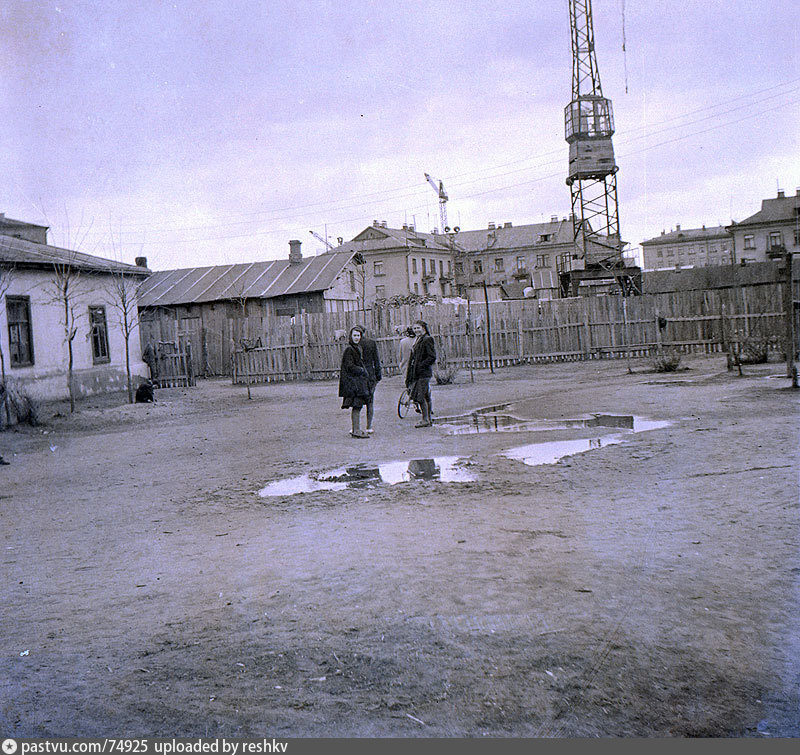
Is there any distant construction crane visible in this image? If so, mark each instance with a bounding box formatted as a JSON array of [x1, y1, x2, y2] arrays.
[[560, 0, 640, 297], [309, 229, 338, 252], [424, 172, 450, 234]]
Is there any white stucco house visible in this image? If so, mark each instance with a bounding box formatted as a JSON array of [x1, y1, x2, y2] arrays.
[[1, 214, 151, 403]]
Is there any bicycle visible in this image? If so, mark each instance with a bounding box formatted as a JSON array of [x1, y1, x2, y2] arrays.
[[397, 387, 415, 418]]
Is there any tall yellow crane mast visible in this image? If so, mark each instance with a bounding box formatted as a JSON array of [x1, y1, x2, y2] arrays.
[[560, 0, 640, 296]]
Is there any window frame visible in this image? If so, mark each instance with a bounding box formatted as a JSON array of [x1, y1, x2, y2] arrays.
[[373, 260, 384, 276], [6, 295, 35, 367], [89, 305, 110, 364]]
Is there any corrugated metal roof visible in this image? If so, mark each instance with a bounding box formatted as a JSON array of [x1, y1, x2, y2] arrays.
[[136, 251, 354, 307], [0, 233, 149, 275]]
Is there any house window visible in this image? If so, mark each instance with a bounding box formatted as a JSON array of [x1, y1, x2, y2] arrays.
[[6, 296, 34, 367], [89, 306, 110, 363], [447, 260, 452, 275], [421, 259, 426, 275], [412, 258, 418, 274], [794, 228, 800, 246], [375, 284, 386, 298], [349, 270, 356, 291], [538, 234, 551, 242], [414, 282, 419, 294], [768, 231, 784, 250], [516, 256, 525, 270], [439, 260, 444, 276], [536, 254, 550, 268], [373, 260, 384, 276], [656, 249, 663, 258], [454, 261, 463, 274], [473, 260, 483, 274], [430, 259, 435, 274], [494, 258, 504, 271], [743, 234, 755, 250]]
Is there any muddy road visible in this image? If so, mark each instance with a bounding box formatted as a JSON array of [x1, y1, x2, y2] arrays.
[[2, 356, 798, 737]]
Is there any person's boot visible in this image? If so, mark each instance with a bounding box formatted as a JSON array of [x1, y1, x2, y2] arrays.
[[415, 403, 432, 428]]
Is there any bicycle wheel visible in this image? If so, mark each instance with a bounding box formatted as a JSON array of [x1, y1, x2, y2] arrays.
[[398, 389, 411, 418]]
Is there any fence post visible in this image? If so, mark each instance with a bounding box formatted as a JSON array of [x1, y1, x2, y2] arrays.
[[782, 250, 798, 386], [583, 302, 591, 359]]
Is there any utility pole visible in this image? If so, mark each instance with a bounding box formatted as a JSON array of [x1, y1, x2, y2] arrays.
[[782, 249, 798, 387]]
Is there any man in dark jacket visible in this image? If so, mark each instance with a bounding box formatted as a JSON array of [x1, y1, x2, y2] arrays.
[[355, 325, 382, 434]]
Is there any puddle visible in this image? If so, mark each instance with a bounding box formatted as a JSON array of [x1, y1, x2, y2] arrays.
[[502, 417, 671, 467], [438, 410, 660, 436], [259, 456, 474, 497]]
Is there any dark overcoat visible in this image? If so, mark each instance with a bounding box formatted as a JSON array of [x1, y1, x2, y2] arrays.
[[360, 337, 383, 391], [338, 344, 370, 400], [406, 334, 436, 384]]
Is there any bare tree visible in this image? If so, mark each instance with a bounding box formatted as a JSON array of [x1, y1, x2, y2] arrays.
[[0, 255, 15, 424], [49, 258, 83, 413], [105, 234, 144, 403], [105, 268, 141, 403]]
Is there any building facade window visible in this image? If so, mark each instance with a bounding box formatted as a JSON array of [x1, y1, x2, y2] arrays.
[[494, 258, 504, 271], [6, 296, 34, 367], [411, 258, 418, 274], [421, 259, 426, 275], [89, 306, 110, 363], [430, 259, 435, 274], [768, 231, 784, 250], [473, 260, 483, 274], [516, 256, 525, 270], [454, 261, 463, 274], [373, 260, 384, 276], [535, 254, 550, 268], [414, 282, 419, 294], [743, 234, 755, 250], [349, 270, 356, 291], [375, 284, 385, 298], [439, 260, 444, 277]]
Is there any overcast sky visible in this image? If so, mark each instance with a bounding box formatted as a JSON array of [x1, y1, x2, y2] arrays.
[[1, 0, 798, 269]]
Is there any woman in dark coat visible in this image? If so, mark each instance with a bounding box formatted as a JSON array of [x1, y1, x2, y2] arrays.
[[339, 326, 371, 438], [405, 319, 436, 428]]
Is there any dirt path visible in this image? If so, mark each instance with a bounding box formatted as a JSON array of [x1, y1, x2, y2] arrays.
[[1, 355, 798, 737]]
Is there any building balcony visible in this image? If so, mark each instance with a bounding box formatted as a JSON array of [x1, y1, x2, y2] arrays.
[[512, 267, 529, 279], [767, 244, 787, 259]]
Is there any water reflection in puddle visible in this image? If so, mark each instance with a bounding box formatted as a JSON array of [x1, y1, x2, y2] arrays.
[[502, 418, 670, 467], [438, 410, 663, 435], [259, 456, 475, 497]]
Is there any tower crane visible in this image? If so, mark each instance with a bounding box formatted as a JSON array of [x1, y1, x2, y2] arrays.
[[424, 172, 449, 234], [309, 229, 336, 252], [560, 0, 640, 296]]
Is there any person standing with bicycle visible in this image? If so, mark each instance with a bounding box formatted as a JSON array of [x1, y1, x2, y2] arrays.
[[406, 320, 436, 428]]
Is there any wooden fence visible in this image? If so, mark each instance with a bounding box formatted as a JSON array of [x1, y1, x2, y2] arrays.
[[231, 283, 796, 385]]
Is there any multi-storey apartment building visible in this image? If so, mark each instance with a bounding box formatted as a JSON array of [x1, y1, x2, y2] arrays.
[[727, 189, 800, 262], [332, 221, 456, 302], [452, 217, 575, 298], [640, 224, 733, 270]]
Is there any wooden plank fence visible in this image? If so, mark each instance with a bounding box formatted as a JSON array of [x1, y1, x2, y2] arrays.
[[231, 283, 795, 385]]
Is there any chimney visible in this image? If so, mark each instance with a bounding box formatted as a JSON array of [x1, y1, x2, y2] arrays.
[[373, 220, 380, 226], [289, 239, 302, 264], [550, 215, 558, 222], [135, 256, 148, 268], [503, 222, 512, 228], [777, 190, 785, 198], [675, 224, 681, 231], [661, 230, 665, 235], [337, 237, 343, 245], [380, 220, 388, 228], [488, 222, 496, 230]]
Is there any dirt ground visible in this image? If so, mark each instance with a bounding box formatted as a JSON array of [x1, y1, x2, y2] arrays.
[[1, 354, 799, 738]]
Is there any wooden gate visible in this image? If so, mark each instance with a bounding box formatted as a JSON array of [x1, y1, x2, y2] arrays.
[[152, 340, 196, 388]]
